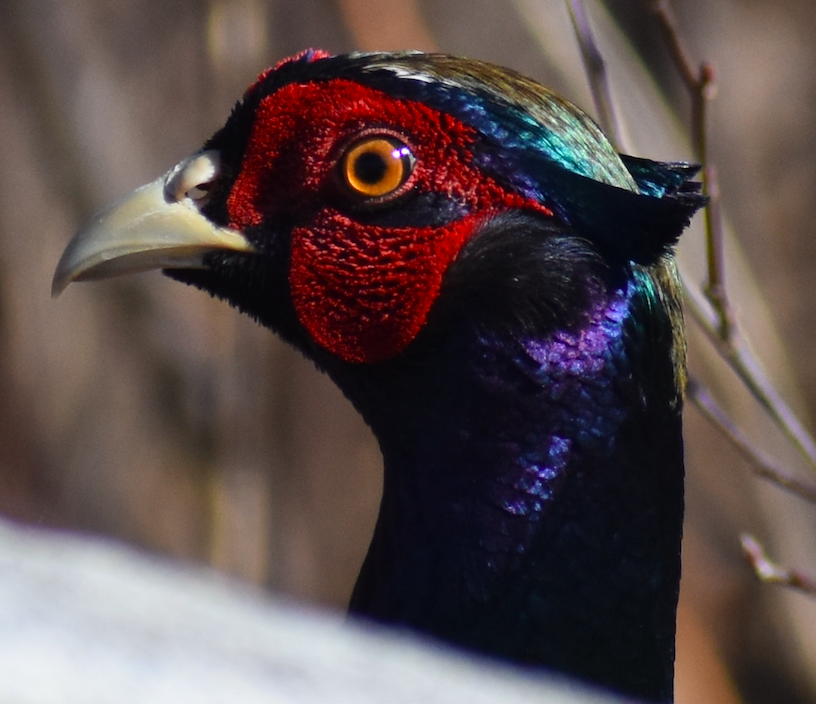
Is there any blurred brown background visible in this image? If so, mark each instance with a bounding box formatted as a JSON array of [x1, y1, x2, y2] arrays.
[[1, 0, 815, 702]]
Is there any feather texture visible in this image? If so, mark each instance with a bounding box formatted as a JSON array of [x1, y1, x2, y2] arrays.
[[53, 50, 706, 703]]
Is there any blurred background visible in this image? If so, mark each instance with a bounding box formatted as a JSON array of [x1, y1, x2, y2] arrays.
[[1, 0, 815, 701]]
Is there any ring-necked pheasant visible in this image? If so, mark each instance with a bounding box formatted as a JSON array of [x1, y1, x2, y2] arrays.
[[54, 50, 705, 702]]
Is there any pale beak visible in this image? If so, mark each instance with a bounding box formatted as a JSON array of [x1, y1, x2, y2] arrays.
[[52, 150, 254, 297]]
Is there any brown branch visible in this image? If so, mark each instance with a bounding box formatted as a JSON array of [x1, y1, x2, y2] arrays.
[[565, 0, 625, 150], [687, 379, 816, 505], [566, 0, 816, 495], [700, 162, 732, 341], [645, 0, 816, 480], [685, 286, 816, 477], [741, 534, 816, 598], [644, 0, 730, 340], [644, 0, 698, 92]]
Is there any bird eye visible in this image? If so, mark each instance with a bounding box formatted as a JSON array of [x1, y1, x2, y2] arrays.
[[340, 136, 415, 200]]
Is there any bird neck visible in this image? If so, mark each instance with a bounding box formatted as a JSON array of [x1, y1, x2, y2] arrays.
[[332, 268, 683, 703]]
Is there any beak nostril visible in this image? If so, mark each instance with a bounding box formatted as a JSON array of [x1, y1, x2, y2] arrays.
[[170, 150, 221, 204], [186, 182, 213, 202], [52, 146, 252, 295]]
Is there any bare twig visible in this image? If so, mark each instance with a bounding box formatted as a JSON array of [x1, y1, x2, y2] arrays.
[[565, 0, 625, 150], [567, 1, 816, 495], [646, 0, 816, 607], [643, 0, 816, 480], [684, 284, 816, 476], [688, 379, 816, 504], [645, 0, 730, 340], [701, 162, 731, 340], [741, 534, 816, 598]]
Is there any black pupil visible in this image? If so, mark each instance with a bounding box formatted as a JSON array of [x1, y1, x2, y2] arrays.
[[354, 151, 389, 184]]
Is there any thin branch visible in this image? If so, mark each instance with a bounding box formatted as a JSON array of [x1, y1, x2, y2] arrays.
[[645, 0, 730, 340], [565, 0, 625, 150], [644, 0, 698, 92], [644, 1, 714, 164], [741, 534, 816, 598], [701, 161, 731, 340], [685, 285, 816, 476], [644, 0, 816, 480], [652, 0, 816, 601], [568, 0, 816, 493], [687, 379, 816, 504]]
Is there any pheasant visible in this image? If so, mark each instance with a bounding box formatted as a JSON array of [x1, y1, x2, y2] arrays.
[[54, 50, 705, 702]]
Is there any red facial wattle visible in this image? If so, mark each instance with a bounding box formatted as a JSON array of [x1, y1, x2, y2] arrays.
[[227, 78, 552, 363]]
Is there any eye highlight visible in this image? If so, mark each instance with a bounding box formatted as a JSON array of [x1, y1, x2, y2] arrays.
[[340, 135, 415, 200]]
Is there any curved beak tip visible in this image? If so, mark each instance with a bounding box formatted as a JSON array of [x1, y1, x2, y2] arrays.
[[51, 158, 253, 298], [51, 272, 68, 298]]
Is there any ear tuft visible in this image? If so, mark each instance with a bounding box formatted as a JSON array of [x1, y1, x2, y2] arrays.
[[526, 156, 707, 266]]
